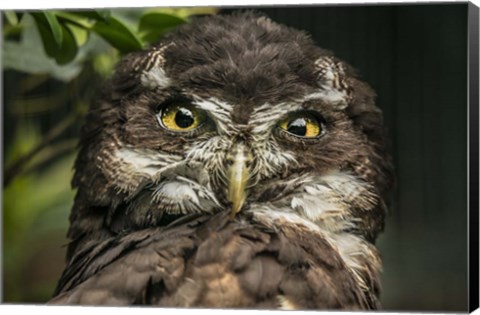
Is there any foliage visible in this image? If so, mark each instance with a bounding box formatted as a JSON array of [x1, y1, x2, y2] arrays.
[[2, 7, 218, 303], [3, 8, 217, 81]]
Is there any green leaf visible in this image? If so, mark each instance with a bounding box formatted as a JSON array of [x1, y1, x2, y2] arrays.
[[43, 12, 64, 46], [55, 24, 79, 64], [3, 24, 25, 37], [31, 12, 63, 47], [3, 14, 113, 81], [138, 12, 186, 44], [143, 7, 219, 19], [4, 11, 19, 26], [64, 22, 89, 46], [67, 9, 111, 22], [92, 16, 143, 53], [31, 14, 79, 65], [96, 9, 111, 21], [54, 11, 94, 29], [2, 32, 82, 81], [3, 14, 117, 81]]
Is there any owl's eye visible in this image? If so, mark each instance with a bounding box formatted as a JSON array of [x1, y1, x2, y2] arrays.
[[279, 113, 323, 138], [157, 104, 206, 132]]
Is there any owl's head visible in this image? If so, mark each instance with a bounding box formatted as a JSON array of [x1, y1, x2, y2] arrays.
[[69, 12, 393, 257]]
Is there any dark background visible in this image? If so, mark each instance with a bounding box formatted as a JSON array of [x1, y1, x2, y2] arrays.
[[2, 3, 471, 311], [238, 3, 469, 311]]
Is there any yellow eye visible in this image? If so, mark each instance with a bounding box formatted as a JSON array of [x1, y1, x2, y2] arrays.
[[279, 114, 322, 138], [158, 104, 206, 132]]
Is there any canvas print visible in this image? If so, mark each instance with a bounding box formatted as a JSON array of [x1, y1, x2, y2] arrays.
[[2, 3, 478, 312]]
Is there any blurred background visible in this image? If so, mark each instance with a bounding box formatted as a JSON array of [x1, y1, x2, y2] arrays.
[[2, 3, 470, 311]]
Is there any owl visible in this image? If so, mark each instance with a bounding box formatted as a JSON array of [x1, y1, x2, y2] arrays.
[[50, 12, 393, 310]]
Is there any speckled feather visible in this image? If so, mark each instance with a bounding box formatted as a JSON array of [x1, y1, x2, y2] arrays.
[[51, 212, 377, 309]]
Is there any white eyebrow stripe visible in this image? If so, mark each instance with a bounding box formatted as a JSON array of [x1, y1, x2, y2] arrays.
[[250, 102, 303, 135], [192, 97, 235, 135], [303, 90, 348, 109], [189, 97, 337, 137], [193, 97, 233, 116]]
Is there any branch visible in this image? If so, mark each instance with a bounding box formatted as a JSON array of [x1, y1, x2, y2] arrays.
[[4, 112, 80, 187]]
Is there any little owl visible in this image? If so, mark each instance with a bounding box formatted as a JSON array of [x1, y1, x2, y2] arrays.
[[50, 12, 394, 310]]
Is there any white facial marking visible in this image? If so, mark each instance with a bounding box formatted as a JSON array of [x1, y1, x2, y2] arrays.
[[251, 141, 297, 180], [308, 57, 349, 109], [139, 42, 172, 81], [189, 96, 307, 139], [303, 90, 348, 109], [154, 181, 200, 205], [192, 97, 234, 135], [249, 172, 381, 296], [193, 97, 234, 113], [185, 136, 229, 170], [151, 175, 220, 214], [250, 171, 377, 233], [140, 67, 171, 89], [249, 102, 303, 137], [115, 147, 182, 177], [290, 171, 376, 228], [181, 96, 301, 181]]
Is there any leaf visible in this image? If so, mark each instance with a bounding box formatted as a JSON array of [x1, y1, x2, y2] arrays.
[[54, 11, 94, 29], [3, 24, 25, 38], [2, 38, 82, 81], [31, 11, 63, 47], [143, 7, 219, 19], [95, 9, 111, 21], [3, 14, 113, 81], [67, 9, 111, 22], [53, 24, 78, 64], [3, 15, 81, 77], [30, 11, 79, 64], [33, 15, 79, 65], [3, 41, 82, 80], [64, 22, 89, 47], [4, 11, 19, 26], [92, 16, 143, 53], [138, 12, 186, 44]]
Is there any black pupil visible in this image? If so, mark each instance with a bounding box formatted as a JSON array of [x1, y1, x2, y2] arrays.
[[287, 118, 307, 136], [175, 107, 195, 128]]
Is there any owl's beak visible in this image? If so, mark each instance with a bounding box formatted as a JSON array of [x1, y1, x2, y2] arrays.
[[227, 142, 251, 218]]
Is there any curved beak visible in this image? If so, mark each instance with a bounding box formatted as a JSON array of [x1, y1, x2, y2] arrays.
[[227, 142, 251, 218]]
